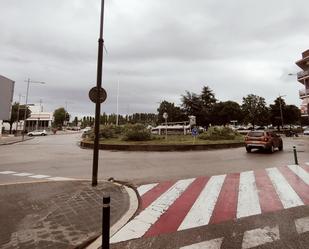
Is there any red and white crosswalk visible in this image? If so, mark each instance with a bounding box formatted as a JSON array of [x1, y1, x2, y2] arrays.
[[111, 164, 309, 244]]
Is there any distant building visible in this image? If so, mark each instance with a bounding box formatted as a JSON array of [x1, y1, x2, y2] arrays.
[[295, 49, 309, 117], [25, 105, 53, 131]]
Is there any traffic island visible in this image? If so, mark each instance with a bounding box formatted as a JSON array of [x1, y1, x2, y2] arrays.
[[80, 140, 244, 151], [0, 180, 136, 249]]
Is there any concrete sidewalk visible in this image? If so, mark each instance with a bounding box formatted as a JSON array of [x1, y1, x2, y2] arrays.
[[0, 180, 134, 249], [0, 136, 33, 145]]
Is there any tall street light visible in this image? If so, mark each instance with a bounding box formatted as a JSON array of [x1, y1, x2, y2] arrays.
[[278, 94, 286, 130], [22, 78, 45, 141]]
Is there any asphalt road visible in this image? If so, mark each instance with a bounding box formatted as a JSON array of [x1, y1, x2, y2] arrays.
[[0, 133, 308, 185]]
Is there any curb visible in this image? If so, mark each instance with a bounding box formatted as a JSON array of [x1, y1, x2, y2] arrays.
[[80, 141, 244, 152], [86, 184, 139, 249]]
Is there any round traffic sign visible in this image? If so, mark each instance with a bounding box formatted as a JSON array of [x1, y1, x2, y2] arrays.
[[192, 127, 198, 137], [163, 112, 168, 119], [89, 87, 107, 103]]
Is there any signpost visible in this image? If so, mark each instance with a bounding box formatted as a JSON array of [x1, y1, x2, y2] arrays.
[[91, 0, 106, 187], [192, 127, 198, 144]]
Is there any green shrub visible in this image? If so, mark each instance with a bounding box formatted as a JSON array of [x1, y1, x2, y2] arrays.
[[122, 123, 152, 141], [199, 126, 238, 140]]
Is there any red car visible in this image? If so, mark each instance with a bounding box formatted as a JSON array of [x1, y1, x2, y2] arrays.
[[245, 131, 283, 153]]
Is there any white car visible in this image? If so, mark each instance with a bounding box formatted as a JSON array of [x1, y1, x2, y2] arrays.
[[304, 129, 309, 135], [27, 130, 47, 136]]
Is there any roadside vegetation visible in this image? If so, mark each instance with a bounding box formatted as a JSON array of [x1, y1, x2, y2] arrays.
[[82, 124, 243, 145]]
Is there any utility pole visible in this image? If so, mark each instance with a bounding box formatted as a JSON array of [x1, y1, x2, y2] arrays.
[[92, 0, 105, 187], [278, 94, 286, 130], [22, 78, 45, 141], [116, 77, 119, 126]]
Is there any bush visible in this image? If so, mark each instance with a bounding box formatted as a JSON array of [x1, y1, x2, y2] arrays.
[[122, 123, 152, 141], [199, 126, 238, 140]]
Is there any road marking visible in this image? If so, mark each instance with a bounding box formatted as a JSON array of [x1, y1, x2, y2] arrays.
[[288, 165, 309, 185], [0, 171, 16, 174], [279, 166, 309, 205], [144, 177, 209, 237], [13, 173, 33, 176], [48, 177, 74, 181], [29, 174, 50, 179], [237, 171, 261, 218], [295, 216, 309, 234], [266, 167, 304, 208], [209, 173, 240, 224], [110, 178, 195, 243], [137, 183, 158, 196], [255, 169, 283, 213], [180, 237, 223, 249], [242, 225, 280, 249], [178, 175, 226, 231]]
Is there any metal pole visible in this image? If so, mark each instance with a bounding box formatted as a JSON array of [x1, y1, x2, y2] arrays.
[[22, 79, 30, 141], [116, 78, 119, 126], [165, 118, 167, 140], [92, 0, 105, 186], [16, 94, 21, 133], [279, 96, 284, 130], [293, 146, 298, 165], [102, 195, 110, 249]]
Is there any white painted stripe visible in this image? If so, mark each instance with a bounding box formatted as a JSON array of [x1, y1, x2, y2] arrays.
[[137, 183, 158, 196], [237, 171, 261, 218], [48, 177, 74, 181], [13, 173, 33, 176], [266, 167, 304, 208], [29, 174, 50, 179], [305, 162, 309, 166], [110, 178, 195, 243], [178, 175, 226, 231], [0, 171, 16, 174], [295, 216, 309, 234], [180, 237, 223, 249], [288, 165, 309, 185], [242, 225, 280, 249]]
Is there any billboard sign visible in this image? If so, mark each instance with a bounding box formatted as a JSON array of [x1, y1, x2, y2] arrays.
[[0, 75, 15, 120]]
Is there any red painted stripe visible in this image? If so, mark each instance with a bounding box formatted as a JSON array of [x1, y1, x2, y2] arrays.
[[255, 169, 284, 213], [144, 177, 210, 237], [141, 181, 176, 210], [209, 173, 240, 224], [279, 166, 309, 205], [300, 164, 309, 173]]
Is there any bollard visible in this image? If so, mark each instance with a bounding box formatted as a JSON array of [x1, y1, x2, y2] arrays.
[[293, 146, 298, 165], [102, 195, 110, 249]]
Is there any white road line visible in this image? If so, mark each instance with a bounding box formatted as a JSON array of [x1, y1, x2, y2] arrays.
[[178, 175, 226, 231], [0, 171, 16, 174], [242, 225, 280, 249], [288, 165, 309, 185], [295, 216, 309, 234], [180, 237, 223, 249], [13, 173, 33, 176], [266, 167, 304, 208], [137, 183, 158, 196], [48, 177, 74, 181], [237, 171, 261, 218], [29, 174, 50, 179], [110, 178, 195, 243], [305, 162, 309, 166]]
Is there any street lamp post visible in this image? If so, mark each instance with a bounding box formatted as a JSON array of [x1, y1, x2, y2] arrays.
[[22, 78, 45, 141], [278, 94, 286, 130]]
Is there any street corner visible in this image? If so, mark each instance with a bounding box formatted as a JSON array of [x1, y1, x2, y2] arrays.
[[0, 179, 134, 249]]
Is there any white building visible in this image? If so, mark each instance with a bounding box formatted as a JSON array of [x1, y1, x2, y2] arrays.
[[25, 105, 53, 131]]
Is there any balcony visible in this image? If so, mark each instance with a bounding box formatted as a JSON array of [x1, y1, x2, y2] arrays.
[[299, 88, 309, 98], [297, 70, 309, 81]]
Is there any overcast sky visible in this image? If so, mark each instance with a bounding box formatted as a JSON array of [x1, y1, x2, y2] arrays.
[[1, 0, 308, 119]]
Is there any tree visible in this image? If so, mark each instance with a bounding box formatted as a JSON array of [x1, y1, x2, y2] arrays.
[[73, 116, 79, 126], [270, 97, 286, 130], [211, 101, 243, 125], [242, 94, 270, 128], [285, 105, 301, 126], [53, 107, 70, 127], [4, 102, 31, 134], [181, 86, 217, 127], [157, 101, 186, 124]]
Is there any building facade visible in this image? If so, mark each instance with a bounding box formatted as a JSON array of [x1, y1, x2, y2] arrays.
[[295, 49, 309, 117]]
